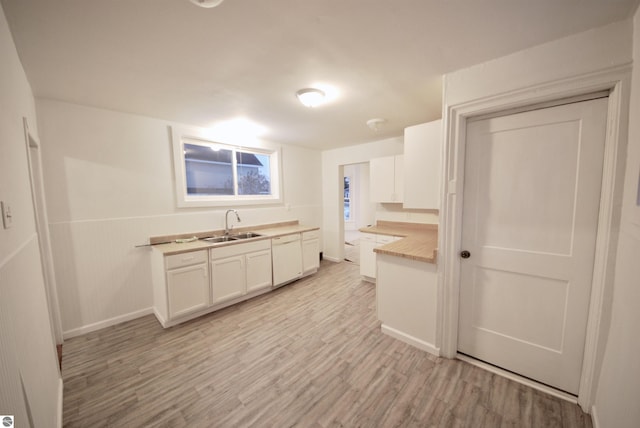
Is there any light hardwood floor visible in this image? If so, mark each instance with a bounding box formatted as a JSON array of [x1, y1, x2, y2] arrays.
[[62, 260, 592, 427]]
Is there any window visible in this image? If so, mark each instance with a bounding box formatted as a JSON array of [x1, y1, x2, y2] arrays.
[[344, 176, 351, 221], [172, 127, 282, 207]]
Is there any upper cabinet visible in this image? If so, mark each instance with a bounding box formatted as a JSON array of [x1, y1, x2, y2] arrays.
[[403, 120, 442, 209], [370, 155, 404, 203]]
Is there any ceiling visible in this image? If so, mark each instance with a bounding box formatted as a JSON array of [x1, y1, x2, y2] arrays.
[[2, 0, 639, 150]]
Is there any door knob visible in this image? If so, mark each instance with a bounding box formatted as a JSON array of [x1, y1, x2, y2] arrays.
[[460, 250, 471, 259]]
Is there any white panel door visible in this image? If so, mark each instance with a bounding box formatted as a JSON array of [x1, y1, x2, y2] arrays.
[[458, 98, 608, 394]]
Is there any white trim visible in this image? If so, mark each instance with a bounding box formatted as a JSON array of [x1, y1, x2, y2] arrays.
[[23, 117, 64, 346], [62, 307, 154, 339], [381, 324, 440, 356], [591, 404, 601, 428], [170, 125, 283, 208], [57, 377, 63, 428], [439, 64, 631, 412], [323, 255, 343, 263], [456, 354, 578, 404]]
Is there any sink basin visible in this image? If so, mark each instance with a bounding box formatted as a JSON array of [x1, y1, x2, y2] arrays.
[[203, 236, 238, 243], [232, 232, 262, 239]]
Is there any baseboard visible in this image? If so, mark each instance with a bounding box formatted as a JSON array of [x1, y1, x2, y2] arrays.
[[63, 307, 154, 339], [381, 324, 440, 356], [591, 404, 600, 428], [323, 255, 342, 263], [57, 377, 63, 428]]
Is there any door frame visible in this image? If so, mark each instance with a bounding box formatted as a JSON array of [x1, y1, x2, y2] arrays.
[[23, 118, 64, 345], [438, 64, 631, 411]]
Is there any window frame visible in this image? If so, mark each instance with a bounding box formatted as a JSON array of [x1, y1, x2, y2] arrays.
[[171, 126, 283, 207]]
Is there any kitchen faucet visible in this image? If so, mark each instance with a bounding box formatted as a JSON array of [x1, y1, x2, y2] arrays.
[[225, 209, 241, 235]]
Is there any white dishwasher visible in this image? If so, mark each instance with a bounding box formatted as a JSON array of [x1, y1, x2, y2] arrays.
[[271, 234, 302, 287]]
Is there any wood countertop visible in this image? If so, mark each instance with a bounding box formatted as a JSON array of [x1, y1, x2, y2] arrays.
[[360, 221, 438, 264], [149, 221, 319, 256]]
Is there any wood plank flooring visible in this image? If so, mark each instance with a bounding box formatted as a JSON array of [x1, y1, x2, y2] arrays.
[[62, 260, 593, 427]]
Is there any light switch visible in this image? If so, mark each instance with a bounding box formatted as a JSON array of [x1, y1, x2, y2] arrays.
[[1, 201, 13, 229]]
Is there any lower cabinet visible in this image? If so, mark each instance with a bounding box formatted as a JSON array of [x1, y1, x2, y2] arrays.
[[246, 249, 273, 293], [210, 255, 245, 305], [210, 240, 272, 305], [152, 228, 319, 328], [166, 252, 209, 319], [302, 230, 320, 274], [360, 233, 400, 281]]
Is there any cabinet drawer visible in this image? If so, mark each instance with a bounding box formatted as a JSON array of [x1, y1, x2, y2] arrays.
[[166, 250, 208, 270], [210, 239, 271, 260], [302, 229, 320, 240]]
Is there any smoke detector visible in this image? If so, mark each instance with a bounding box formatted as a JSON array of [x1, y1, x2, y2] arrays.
[[189, 0, 224, 8], [366, 118, 387, 132]]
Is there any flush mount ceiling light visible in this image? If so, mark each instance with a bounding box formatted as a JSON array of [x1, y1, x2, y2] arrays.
[[296, 88, 326, 108], [366, 118, 387, 132], [189, 0, 224, 8]]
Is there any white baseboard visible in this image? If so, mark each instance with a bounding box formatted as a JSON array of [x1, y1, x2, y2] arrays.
[[323, 255, 342, 263], [381, 324, 440, 356], [63, 307, 153, 339]]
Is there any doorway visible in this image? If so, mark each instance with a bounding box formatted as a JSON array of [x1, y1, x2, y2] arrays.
[[24, 118, 64, 348], [457, 97, 608, 395], [341, 163, 374, 264]]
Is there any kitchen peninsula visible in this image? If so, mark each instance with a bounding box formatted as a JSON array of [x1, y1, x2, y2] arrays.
[[360, 221, 440, 356]]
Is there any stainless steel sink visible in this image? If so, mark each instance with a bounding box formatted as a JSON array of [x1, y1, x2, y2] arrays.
[[231, 232, 262, 239], [203, 236, 238, 243]]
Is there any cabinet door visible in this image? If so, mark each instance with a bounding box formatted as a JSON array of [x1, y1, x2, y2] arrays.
[[370, 156, 396, 202], [404, 120, 441, 209], [394, 155, 404, 202], [246, 249, 272, 293], [211, 255, 245, 305], [302, 238, 320, 273], [370, 155, 403, 202], [167, 263, 209, 319], [359, 235, 377, 278]]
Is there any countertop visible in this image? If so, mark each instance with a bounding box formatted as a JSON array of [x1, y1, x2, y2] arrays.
[[360, 221, 438, 264], [150, 221, 319, 256]]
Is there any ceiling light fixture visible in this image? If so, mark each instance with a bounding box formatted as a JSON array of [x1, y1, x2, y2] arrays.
[[366, 118, 387, 132], [296, 88, 326, 108], [189, 0, 224, 8]]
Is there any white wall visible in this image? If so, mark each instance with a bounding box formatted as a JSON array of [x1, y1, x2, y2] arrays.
[[442, 18, 635, 423], [36, 99, 322, 337], [0, 5, 62, 427], [322, 137, 402, 261], [322, 137, 440, 261], [593, 9, 640, 428]]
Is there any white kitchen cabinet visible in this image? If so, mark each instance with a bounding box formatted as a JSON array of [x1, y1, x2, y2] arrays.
[[403, 120, 441, 209], [359, 233, 377, 280], [152, 250, 210, 324], [210, 255, 245, 304], [210, 239, 272, 304], [360, 233, 401, 281], [370, 155, 404, 203], [246, 249, 273, 293], [302, 230, 320, 274]]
